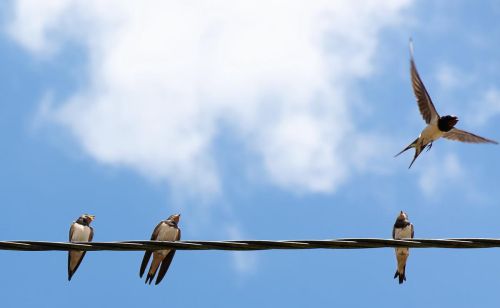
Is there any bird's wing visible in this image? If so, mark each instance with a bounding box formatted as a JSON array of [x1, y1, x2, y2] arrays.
[[154, 228, 181, 285], [443, 128, 498, 144], [68, 251, 87, 281], [69, 223, 75, 241], [410, 39, 440, 124], [392, 227, 395, 239], [411, 224, 414, 239], [68, 225, 92, 281], [140, 221, 164, 277]]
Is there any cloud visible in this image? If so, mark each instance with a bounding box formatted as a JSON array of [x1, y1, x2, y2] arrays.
[[435, 63, 471, 91], [225, 224, 258, 274], [7, 0, 412, 196], [468, 87, 500, 127], [418, 153, 464, 197]]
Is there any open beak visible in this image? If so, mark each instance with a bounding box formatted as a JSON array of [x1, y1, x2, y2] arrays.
[[88, 215, 96, 221], [172, 214, 181, 223]]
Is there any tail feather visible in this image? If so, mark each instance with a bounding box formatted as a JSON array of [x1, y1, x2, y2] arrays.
[[395, 138, 419, 157], [145, 273, 154, 284], [408, 152, 419, 169], [394, 266, 407, 284]]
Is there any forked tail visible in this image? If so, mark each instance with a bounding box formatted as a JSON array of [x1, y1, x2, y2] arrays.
[[395, 138, 418, 157], [394, 267, 406, 284]]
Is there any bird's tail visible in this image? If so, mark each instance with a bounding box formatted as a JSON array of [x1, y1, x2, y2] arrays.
[[393, 266, 406, 284], [395, 138, 419, 157], [145, 273, 155, 285]]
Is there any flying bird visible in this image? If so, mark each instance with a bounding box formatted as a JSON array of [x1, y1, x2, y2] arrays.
[[140, 214, 181, 285], [396, 40, 497, 168], [68, 214, 95, 281], [392, 211, 414, 284]]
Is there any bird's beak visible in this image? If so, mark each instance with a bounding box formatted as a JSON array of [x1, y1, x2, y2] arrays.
[[172, 214, 181, 223], [88, 215, 95, 221]]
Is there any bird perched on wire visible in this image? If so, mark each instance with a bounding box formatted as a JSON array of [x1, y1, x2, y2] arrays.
[[68, 214, 95, 281], [395, 39, 497, 168], [392, 211, 414, 284], [140, 213, 181, 285]]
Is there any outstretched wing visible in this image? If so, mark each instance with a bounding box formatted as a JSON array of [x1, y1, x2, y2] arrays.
[[443, 128, 498, 144], [410, 39, 439, 124]]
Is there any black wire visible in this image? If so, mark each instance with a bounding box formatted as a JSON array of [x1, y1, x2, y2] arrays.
[[0, 238, 498, 251]]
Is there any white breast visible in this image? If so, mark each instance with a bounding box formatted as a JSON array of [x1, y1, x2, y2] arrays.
[[394, 224, 412, 239], [419, 124, 444, 144], [71, 223, 91, 242]]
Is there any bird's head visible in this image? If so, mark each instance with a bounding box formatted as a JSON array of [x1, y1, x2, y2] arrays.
[[398, 211, 408, 220], [439, 115, 459, 131], [78, 214, 95, 226], [167, 213, 181, 224]]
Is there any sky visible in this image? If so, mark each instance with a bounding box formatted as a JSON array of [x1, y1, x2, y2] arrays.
[[1, 0, 500, 307]]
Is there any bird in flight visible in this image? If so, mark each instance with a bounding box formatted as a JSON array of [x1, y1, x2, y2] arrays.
[[140, 213, 181, 285], [392, 211, 414, 284], [68, 214, 95, 281], [396, 40, 497, 168]]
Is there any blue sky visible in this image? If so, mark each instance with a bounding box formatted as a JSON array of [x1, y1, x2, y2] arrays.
[[2, 0, 500, 307]]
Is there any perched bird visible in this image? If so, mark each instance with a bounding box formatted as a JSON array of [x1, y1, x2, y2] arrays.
[[68, 214, 95, 281], [396, 40, 497, 168], [392, 211, 414, 284], [140, 214, 181, 285]]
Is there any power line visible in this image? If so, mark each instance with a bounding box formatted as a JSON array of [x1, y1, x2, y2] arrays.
[[1, 238, 499, 251]]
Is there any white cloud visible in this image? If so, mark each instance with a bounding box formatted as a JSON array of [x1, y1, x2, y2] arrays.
[[469, 87, 500, 127], [225, 224, 258, 274], [418, 153, 464, 197], [7, 0, 412, 195], [435, 64, 470, 91]]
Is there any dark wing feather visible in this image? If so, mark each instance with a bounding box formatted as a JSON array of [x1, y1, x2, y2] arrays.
[[410, 40, 439, 124], [411, 224, 414, 239], [392, 227, 395, 239], [69, 223, 75, 241], [154, 228, 181, 285], [139, 221, 164, 277], [68, 251, 87, 281], [68, 224, 93, 281], [68, 223, 76, 281], [139, 252, 152, 278], [443, 128, 498, 144]]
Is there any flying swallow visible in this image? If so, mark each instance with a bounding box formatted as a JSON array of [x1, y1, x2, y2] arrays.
[[392, 211, 414, 284], [396, 39, 497, 168], [140, 214, 181, 285], [68, 214, 95, 281]]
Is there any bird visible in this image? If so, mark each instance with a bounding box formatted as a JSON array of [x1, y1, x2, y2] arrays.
[[140, 213, 181, 285], [392, 211, 414, 284], [395, 39, 497, 168], [68, 214, 95, 281]]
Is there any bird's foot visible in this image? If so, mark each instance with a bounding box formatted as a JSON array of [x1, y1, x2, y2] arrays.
[[426, 142, 433, 152]]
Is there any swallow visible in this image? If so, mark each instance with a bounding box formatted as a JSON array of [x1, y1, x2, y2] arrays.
[[392, 211, 414, 284], [140, 214, 181, 285], [396, 39, 497, 168], [68, 214, 95, 281]]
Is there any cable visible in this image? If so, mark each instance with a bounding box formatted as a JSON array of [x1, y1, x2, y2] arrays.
[[0, 238, 499, 251]]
